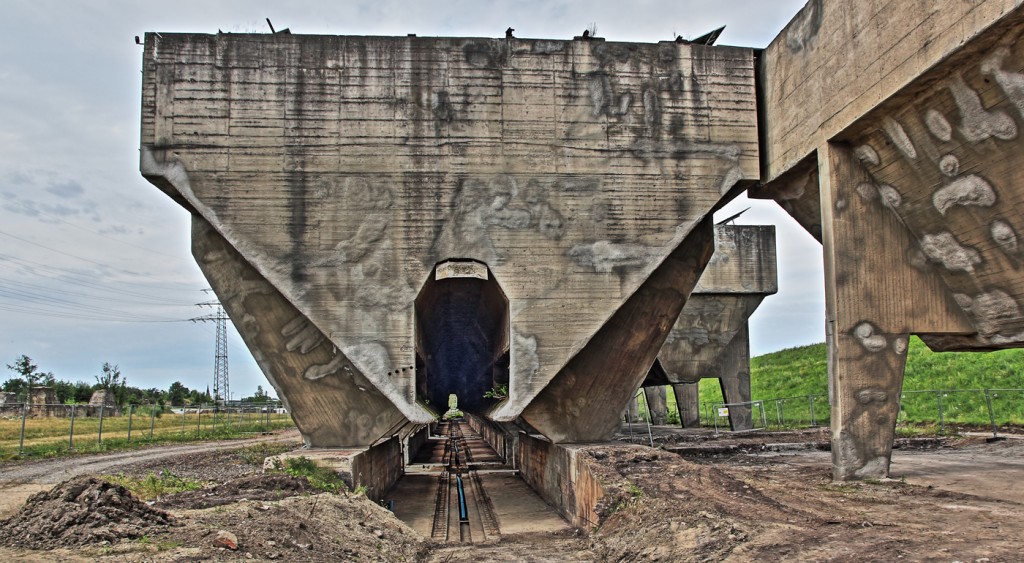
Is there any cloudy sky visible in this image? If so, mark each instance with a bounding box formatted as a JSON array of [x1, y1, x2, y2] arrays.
[[0, 0, 818, 398]]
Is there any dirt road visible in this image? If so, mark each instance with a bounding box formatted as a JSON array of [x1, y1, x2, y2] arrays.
[[0, 429, 302, 517]]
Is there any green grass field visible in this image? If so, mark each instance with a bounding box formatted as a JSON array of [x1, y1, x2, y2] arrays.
[[0, 407, 295, 460], [655, 336, 1024, 429]]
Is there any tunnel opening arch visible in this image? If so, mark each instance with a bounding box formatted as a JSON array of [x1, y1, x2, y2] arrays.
[[414, 259, 510, 415]]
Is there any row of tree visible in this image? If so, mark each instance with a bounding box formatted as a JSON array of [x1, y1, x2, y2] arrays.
[[3, 355, 275, 407]]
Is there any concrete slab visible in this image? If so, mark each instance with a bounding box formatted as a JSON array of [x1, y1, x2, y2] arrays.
[[479, 472, 571, 535]]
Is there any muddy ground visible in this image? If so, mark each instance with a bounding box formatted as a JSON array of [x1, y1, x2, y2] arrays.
[[0, 429, 1021, 561]]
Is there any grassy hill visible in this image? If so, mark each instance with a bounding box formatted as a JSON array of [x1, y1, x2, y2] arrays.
[[677, 336, 1024, 427]]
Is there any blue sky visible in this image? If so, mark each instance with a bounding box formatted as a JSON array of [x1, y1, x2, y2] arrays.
[[0, 0, 816, 397]]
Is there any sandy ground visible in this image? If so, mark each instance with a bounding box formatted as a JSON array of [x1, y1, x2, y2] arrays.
[[0, 429, 1020, 561]]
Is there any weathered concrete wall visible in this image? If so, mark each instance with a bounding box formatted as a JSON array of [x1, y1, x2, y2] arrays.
[[266, 436, 404, 501], [466, 412, 517, 465], [516, 433, 607, 530], [760, 0, 1022, 183], [141, 33, 759, 445]]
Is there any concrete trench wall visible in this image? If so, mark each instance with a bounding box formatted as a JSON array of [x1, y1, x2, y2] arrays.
[[516, 434, 604, 530], [465, 413, 516, 465], [352, 436, 405, 502]]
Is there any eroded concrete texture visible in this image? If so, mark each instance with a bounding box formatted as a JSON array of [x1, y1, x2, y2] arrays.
[[141, 33, 758, 446]]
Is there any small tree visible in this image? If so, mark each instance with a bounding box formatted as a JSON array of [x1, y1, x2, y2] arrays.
[[6, 355, 54, 401], [95, 362, 127, 405], [167, 381, 188, 406]]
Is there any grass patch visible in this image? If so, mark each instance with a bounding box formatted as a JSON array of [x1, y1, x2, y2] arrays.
[[106, 471, 206, 501], [268, 455, 347, 493]]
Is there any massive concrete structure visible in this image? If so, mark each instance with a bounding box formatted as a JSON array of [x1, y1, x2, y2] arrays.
[[755, 0, 1024, 479], [141, 33, 758, 447], [142, 0, 1024, 483]]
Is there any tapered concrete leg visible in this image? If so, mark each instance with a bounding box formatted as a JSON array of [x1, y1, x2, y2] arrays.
[[192, 217, 410, 447], [828, 329, 909, 480], [643, 387, 668, 425], [819, 143, 919, 480], [672, 383, 701, 428], [716, 325, 753, 431], [521, 218, 716, 442]]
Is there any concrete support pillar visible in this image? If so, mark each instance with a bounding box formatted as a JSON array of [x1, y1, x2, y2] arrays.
[[672, 383, 701, 428], [643, 386, 668, 425], [820, 143, 911, 480], [716, 324, 753, 431]]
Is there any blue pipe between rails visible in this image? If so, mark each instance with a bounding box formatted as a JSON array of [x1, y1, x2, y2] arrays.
[[456, 475, 469, 522]]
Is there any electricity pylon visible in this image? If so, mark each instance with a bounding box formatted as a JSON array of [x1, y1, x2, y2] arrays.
[[192, 297, 229, 406]]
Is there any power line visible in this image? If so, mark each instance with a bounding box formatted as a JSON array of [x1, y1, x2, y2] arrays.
[[1, 204, 192, 263]]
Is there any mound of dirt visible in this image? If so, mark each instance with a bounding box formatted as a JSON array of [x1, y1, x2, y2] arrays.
[[0, 477, 174, 549], [168, 492, 428, 561], [155, 474, 314, 509]]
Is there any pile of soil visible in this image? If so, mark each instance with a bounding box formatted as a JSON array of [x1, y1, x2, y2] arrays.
[[167, 491, 428, 561], [0, 477, 174, 549], [154, 474, 314, 509]]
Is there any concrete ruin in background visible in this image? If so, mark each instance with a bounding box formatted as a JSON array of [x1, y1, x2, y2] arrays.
[[141, 0, 1024, 483], [644, 224, 777, 431]]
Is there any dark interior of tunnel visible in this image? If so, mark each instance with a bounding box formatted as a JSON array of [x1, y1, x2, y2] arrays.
[[415, 262, 509, 413]]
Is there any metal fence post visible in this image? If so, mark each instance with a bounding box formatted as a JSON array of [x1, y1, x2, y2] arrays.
[[150, 403, 156, 438], [197, 404, 202, 436], [809, 396, 817, 427], [984, 389, 998, 438], [936, 392, 945, 435], [18, 402, 28, 455], [180, 405, 186, 435], [776, 399, 783, 429], [98, 404, 105, 445], [69, 404, 77, 450], [127, 404, 134, 442]]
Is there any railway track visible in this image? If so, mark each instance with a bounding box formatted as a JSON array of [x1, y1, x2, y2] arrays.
[[429, 420, 501, 544]]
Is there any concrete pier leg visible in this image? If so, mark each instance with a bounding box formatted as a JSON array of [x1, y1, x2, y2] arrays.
[[819, 143, 919, 480], [643, 387, 668, 425], [717, 325, 753, 431], [672, 383, 701, 428]]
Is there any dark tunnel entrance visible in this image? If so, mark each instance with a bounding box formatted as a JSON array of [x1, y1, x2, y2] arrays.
[[414, 260, 509, 414]]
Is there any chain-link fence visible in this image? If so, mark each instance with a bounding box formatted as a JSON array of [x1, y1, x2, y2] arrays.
[[0, 402, 295, 458], [625, 387, 1024, 436]]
